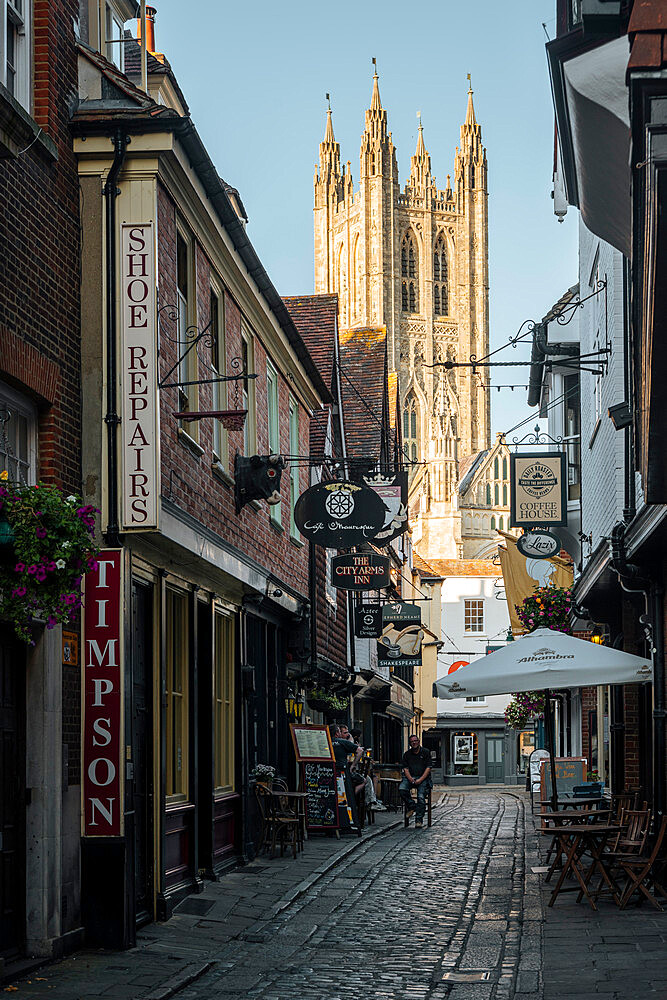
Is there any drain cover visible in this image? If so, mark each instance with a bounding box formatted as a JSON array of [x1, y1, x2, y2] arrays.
[[174, 897, 215, 916], [442, 971, 491, 982]]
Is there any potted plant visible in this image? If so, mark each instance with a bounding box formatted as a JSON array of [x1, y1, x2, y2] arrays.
[[250, 763, 276, 788], [307, 687, 348, 719], [0, 475, 100, 643]]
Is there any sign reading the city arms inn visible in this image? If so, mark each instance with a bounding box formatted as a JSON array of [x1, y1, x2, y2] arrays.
[[510, 451, 567, 529], [82, 551, 123, 836], [120, 224, 160, 530]]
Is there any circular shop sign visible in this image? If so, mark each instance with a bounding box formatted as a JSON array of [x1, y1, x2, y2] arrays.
[[518, 462, 558, 498], [517, 530, 561, 560], [293, 480, 388, 548]]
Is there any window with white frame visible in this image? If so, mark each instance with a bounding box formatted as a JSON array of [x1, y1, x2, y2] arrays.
[[241, 326, 256, 456], [3, 0, 32, 109], [466, 696, 486, 704], [105, 1, 124, 70], [0, 381, 36, 483], [210, 286, 227, 469], [464, 599, 484, 633], [289, 397, 300, 539], [266, 361, 281, 525], [176, 230, 198, 426]]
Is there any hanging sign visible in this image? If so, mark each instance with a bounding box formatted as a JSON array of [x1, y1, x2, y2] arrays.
[[120, 223, 160, 531], [362, 471, 409, 544], [378, 602, 423, 670], [517, 529, 561, 559], [82, 550, 123, 837], [354, 603, 383, 638], [331, 553, 390, 590], [510, 451, 567, 528], [294, 480, 387, 548]]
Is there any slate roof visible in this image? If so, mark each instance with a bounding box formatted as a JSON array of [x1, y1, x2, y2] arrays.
[[122, 32, 190, 114], [338, 327, 389, 465], [458, 449, 489, 496], [283, 295, 339, 392], [427, 559, 499, 577]]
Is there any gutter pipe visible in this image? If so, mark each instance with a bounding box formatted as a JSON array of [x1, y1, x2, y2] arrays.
[[103, 128, 129, 546]]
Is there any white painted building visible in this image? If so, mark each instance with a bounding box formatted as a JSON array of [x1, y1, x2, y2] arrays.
[[424, 560, 523, 785]]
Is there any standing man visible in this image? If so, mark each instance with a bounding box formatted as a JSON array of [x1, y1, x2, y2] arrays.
[[400, 734, 432, 828]]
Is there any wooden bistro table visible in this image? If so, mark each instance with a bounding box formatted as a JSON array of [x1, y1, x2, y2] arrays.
[[540, 821, 621, 910], [539, 808, 611, 881]]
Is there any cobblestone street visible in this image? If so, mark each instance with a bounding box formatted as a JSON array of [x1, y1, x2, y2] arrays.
[[8, 791, 667, 1000]]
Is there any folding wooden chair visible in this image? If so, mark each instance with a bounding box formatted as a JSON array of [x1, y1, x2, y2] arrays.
[[617, 815, 667, 910]]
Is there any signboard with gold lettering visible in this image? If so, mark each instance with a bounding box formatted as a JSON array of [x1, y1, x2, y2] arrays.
[[510, 452, 567, 528], [120, 223, 160, 530]]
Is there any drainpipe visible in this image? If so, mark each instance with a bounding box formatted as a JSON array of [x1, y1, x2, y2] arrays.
[[652, 583, 666, 819], [622, 258, 636, 522], [104, 129, 129, 547]]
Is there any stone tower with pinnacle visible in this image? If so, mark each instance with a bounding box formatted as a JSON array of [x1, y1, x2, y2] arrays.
[[314, 71, 496, 560]]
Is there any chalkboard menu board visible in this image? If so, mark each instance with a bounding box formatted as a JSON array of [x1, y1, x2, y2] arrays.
[[302, 761, 339, 831], [540, 757, 587, 801]]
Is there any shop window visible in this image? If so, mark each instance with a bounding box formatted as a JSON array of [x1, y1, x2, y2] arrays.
[[464, 599, 484, 633], [449, 731, 478, 776], [214, 612, 235, 792], [0, 381, 36, 483], [266, 361, 281, 525], [210, 285, 228, 469], [166, 589, 189, 800]]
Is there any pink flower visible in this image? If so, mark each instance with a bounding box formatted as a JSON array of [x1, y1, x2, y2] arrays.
[[14, 562, 25, 572], [35, 527, 47, 539], [27, 565, 37, 575]]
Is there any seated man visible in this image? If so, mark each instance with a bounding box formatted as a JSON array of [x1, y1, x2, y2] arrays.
[[399, 734, 432, 828]]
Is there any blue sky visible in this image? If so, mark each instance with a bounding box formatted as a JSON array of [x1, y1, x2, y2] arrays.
[[156, 0, 577, 437]]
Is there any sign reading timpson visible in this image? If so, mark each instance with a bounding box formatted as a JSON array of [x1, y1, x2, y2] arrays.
[[510, 451, 567, 528]]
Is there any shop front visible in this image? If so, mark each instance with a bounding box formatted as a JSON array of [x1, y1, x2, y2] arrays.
[[434, 717, 519, 785]]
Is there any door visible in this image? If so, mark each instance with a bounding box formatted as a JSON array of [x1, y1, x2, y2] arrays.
[[0, 635, 25, 958], [485, 737, 504, 783], [132, 582, 153, 924]]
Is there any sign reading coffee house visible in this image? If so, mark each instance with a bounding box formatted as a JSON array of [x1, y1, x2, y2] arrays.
[[510, 451, 567, 529]]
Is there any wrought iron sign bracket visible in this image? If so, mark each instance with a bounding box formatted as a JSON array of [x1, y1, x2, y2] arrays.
[[157, 303, 258, 391], [511, 425, 564, 450]]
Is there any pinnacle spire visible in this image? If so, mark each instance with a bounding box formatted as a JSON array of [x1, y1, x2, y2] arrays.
[[325, 107, 335, 143], [370, 57, 382, 112], [465, 73, 476, 125], [415, 112, 426, 158]]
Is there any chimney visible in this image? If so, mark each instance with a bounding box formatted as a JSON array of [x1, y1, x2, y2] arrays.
[[137, 5, 157, 54]]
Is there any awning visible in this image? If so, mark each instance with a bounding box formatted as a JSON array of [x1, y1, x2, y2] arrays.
[[354, 673, 392, 700], [548, 34, 631, 256], [434, 627, 651, 700]]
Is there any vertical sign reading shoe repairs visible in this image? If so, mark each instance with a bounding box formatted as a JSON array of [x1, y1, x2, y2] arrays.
[[82, 551, 123, 836], [120, 223, 160, 530]]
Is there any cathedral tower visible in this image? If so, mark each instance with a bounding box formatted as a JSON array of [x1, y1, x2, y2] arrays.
[[314, 74, 496, 559]]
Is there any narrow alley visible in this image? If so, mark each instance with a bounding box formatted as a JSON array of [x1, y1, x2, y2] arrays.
[[8, 791, 666, 1000]]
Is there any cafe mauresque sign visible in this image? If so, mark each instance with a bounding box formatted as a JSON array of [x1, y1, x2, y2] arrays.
[[294, 480, 387, 548], [510, 451, 567, 529], [120, 223, 160, 530], [82, 551, 123, 837], [331, 553, 391, 590]]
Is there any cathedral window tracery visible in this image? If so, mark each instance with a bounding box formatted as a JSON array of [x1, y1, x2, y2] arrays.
[[433, 235, 448, 315], [403, 392, 419, 462], [401, 231, 419, 314]]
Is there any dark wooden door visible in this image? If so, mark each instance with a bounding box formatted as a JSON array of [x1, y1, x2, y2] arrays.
[[132, 583, 153, 924], [485, 737, 504, 783], [0, 635, 25, 958]]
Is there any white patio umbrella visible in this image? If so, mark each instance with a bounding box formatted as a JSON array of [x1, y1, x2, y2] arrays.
[[433, 628, 652, 809]]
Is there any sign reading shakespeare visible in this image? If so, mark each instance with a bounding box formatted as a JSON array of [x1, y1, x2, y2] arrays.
[[331, 553, 391, 590], [120, 223, 159, 530], [293, 480, 387, 548], [82, 550, 123, 836], [510, 451, 567, 528], [377, 601, 424, 670]]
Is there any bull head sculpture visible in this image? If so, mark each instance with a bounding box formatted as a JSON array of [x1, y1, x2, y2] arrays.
[[234, 454, 285, 514]]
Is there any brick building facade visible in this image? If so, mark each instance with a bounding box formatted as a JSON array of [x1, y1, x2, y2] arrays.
[[0, 0, 84, 967]]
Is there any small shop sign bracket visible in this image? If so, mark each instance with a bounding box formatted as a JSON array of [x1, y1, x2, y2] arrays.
[[157, 303, 258, 392]]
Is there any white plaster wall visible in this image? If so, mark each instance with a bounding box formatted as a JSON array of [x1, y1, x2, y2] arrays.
[[436, 574, 511, 716]]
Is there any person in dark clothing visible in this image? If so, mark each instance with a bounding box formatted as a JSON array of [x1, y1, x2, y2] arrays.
[[400, 734, 432, 828], [329, 724, 363, 830]]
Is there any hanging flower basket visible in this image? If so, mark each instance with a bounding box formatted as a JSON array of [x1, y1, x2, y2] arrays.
[[219, 409, 248, 431], [514, 585, 573, 634], [0, 475, 100, 643], [505, 691, 546, 730]]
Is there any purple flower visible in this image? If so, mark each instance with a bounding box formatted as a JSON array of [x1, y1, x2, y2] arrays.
[[27, 564, 37, 575], [12, 587, 26, 597], [14, 562, 25, 572], [35, 527, 47, 539], [46, 561, 56, 572]]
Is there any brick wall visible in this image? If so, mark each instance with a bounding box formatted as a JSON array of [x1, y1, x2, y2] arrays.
[[0, 0, 81, 783], [156, 181, 310, 596], [314, 547, 347, 670]]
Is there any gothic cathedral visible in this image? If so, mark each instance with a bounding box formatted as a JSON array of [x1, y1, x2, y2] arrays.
[[314, 71, 511, 560]]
